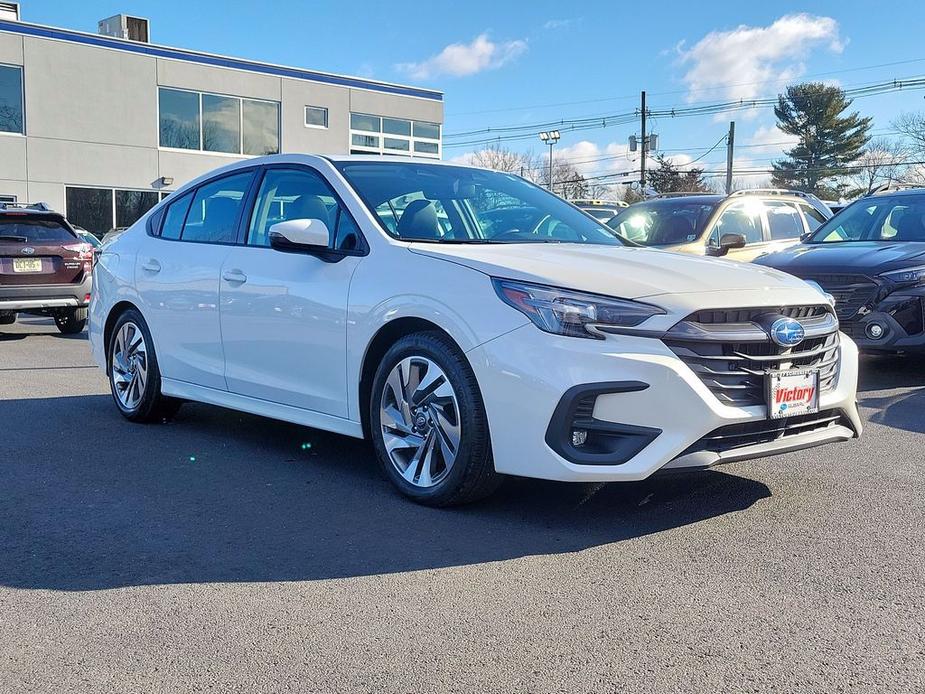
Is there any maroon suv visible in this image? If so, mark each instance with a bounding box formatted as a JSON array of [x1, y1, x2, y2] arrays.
[[0, 202, 93, 334]]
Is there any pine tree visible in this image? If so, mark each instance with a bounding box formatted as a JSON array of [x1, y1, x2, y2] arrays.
[[771, 83, 871, 196], [648, 154, 710, 194]]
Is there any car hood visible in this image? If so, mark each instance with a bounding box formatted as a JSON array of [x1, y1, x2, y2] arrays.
[[408, 243, 810, 299], [755, 241, 925, 274]]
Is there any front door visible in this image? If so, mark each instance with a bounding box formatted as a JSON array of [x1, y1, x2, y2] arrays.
[[219, 166, 364, 417], [706, 200, 769, 261]]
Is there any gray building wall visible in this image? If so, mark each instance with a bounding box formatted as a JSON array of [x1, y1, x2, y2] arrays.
[[0, 22, 443, 225]]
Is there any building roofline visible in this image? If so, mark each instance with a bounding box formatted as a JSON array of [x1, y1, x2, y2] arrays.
[[0, 18, 443, 102]]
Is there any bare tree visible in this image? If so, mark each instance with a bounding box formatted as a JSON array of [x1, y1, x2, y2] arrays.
[[893, 112, 925, 156], [844, 137, 909, 195]]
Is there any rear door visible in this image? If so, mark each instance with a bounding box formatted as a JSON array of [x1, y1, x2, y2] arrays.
[[134, 170, 257, 390], [0, 215, 89, 286]]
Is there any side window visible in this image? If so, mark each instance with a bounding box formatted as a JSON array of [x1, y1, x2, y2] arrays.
[[247, 167, 362, 251], [800, 204, 827, 232], [766, 201, 804, 240], [160, 192, 193, 240], [180, 171, 255, 244], [713, 202, 764, 244]]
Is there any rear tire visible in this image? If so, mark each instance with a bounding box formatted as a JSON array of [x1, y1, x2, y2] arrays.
[[55, 307, 87, 334], [370, 331, 501, 506], [107, 308, 181, 423], [0, 311, 15, 325]]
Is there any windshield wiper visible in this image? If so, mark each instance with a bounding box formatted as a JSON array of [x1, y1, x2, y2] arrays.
[[0, 235, 28, 242]]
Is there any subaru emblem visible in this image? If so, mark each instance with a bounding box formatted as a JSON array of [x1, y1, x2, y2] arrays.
[[769, 317, 805, 348], [21, 247, 35, 255]]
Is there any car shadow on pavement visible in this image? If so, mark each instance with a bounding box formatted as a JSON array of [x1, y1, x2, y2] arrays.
[[857, 354, 925, 434], [0, 394, 771, 592]]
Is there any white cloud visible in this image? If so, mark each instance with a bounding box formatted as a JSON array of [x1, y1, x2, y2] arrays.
[[543, 18, 579, 30], [746, 124, 799, 155], [678, 14, 844, 109], [396, 34, 527, 80]]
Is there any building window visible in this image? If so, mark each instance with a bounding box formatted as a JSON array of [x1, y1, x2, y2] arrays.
[[158, 87, 279, 156], [349, 112, 441, 159], [244, 100, 280, 155], [0, 64, 24, 135], [159, 88, 200, 150], [116, 190, 159, 228], [66, 187, 160, 236], [202, 94, 241, 154], [305, 105, 328, 129], [66, 188, 114, 237]]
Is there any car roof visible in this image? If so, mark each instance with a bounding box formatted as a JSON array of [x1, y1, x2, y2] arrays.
[[640, 195, 724, 204]]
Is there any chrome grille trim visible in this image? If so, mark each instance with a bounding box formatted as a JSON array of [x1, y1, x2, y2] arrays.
[[664, 305, 840, 408]]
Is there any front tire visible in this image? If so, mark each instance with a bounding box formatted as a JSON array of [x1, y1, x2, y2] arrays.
[[55, 307, 87, 334], [370, 331, 501, 506], [0, 311, 15, 325], [107, 308, 181, 422]]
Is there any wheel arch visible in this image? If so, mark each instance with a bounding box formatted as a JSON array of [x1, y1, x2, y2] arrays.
[[102, 300, 142, 370], [358, 317, 464, 438]]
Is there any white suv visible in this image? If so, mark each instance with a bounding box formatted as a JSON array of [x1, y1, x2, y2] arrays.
[[89, 155, 862, 505]]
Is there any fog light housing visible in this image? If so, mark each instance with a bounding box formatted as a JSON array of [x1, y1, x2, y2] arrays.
[[866, 323, 885, 339], [571, 429, 588, 447]]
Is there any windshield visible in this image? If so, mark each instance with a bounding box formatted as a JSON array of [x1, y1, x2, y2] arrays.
[[0, 218, 77, 244], [808, 193, 925, 243], [606, 200, 718, 246], [335, 162, 626, 246]]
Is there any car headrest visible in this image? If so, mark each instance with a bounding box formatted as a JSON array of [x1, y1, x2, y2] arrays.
[[292, 195, 331, 227], [894, 209, 925, 241], [657, 215, 694, 244], [397, 199, 441, 240]]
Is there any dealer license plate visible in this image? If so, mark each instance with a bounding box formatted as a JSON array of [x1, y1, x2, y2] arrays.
[[12, 258, 42, 273], [767, 369, 820, 419]]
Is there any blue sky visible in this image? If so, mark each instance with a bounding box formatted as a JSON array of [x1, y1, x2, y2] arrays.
[[18, 1, 925, 185]]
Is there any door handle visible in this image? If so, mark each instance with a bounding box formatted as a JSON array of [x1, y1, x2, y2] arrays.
[[222, 269, 247, 284], [141, 259, 161, 273]]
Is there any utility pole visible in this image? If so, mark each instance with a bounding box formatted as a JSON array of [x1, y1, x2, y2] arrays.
[[725, 121, 736, 194], [639, 91, 647, 190]]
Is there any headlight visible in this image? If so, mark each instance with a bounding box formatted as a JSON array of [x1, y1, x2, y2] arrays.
[[492, 278, 665, 340], [880, 265, 925, 287]]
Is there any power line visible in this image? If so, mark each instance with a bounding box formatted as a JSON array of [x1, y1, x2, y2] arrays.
[[444, 56, 925, 118], [443, 76, 925, 149]]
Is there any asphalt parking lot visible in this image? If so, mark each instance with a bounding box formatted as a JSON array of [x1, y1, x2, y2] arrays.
[[1, 316, 924, 693]]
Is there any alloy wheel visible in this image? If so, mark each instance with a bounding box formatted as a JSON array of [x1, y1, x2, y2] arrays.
[[379, 356, 461, 488], [111, 321, 148, 410]]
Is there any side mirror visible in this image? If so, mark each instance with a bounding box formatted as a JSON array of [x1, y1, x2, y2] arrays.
[[800, 230, 813, 242], [708, 232, 747, 257], [268, 218, 331, 253]]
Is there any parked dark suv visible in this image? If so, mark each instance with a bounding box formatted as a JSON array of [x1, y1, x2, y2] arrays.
[[755, 188, 925, 353], [0, 202, 93, 334]]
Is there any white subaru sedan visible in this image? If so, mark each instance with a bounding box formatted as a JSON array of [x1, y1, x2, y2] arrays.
[[89, 155, 862, 505]]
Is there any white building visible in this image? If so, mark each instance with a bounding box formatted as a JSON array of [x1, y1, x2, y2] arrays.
[[0, 4, 443, 235]]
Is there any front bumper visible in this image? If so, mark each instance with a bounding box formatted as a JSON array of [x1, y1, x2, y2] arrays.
[[0, 275, 92, 312], [841, 292, 925, 353], [467, 325, 861, 482]]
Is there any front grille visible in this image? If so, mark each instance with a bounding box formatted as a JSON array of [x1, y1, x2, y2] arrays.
[[664, 305, 840, 408], [680, 409, 851, 455], [801, 274, 879, 320]]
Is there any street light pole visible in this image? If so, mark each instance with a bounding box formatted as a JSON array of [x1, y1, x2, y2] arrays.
[[539, 130, 560, 193]]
